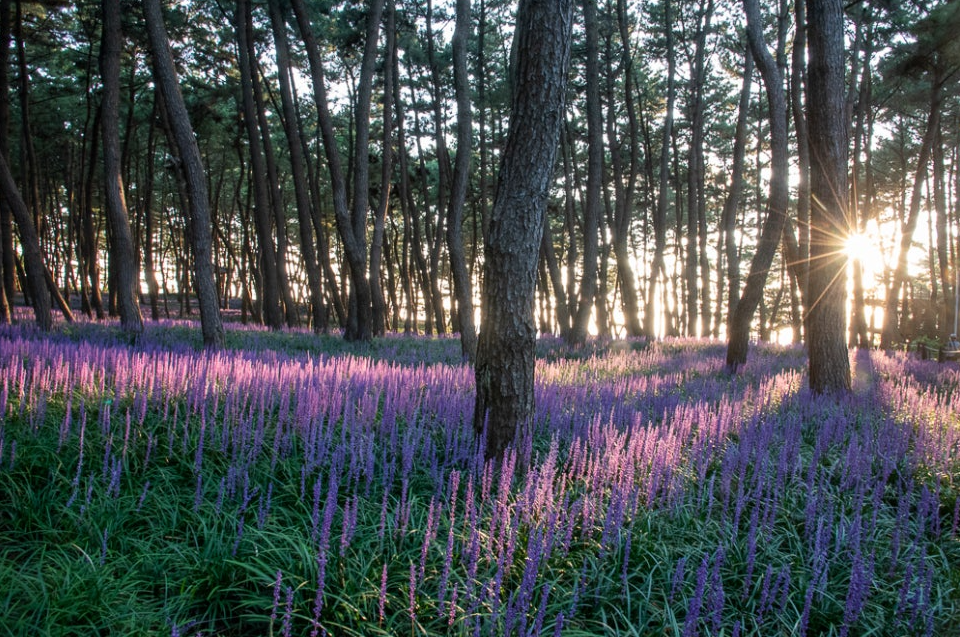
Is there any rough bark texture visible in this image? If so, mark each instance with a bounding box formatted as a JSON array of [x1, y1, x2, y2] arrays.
[[473, 0, 573, 460], [447, 0, 478, 361], [805, 0, 851, 393], [725, 0, 789, 372], [143, 0, 224, 349], [100, 0, 144, 336]]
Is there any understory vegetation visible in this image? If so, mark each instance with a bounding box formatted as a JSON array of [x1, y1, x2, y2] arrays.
[[1, 319, 959, 636]]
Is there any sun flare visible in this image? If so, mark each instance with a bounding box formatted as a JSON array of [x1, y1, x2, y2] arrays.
[[844, 231, 875, 265]]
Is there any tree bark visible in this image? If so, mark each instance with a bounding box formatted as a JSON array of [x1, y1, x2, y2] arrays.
[[0, 151, 50, 329], [235, 0, 283, 330], [370, 0, 396, 337], [290, 0, 382, 342], [100, 0, 144, 337], [268, 0, 325, 333], [569, 0, 602, 345], [645, 0, 675, 338], [726, 0, 790, 372], [447, 0, 478, 360], [720, 47, 752, 334], [143, 0, 224, 348], [805, 0, 851, 393], [474, 0, 573, 460], [0, 0, 12, 311]]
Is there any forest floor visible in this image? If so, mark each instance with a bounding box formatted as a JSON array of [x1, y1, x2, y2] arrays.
[[1, 317, 959, 636]]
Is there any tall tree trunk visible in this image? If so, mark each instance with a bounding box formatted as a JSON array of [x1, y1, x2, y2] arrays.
[[143, 0, 224, 348], [251, 55, 298, 328], [726, 0, 790, 371], [0, 0, 12, 310], [474, 0, 573, 461], [290, 0, 382, 342], [569, 0, 602, 344], [608, 0, 642, 337], [236, 0, 283, 330], [369, 0, 396, 337], [685, 0, 714, 337], [447, 0, 478, 360], [645, 0, 675, 337], [268, 0, 325, 333], [805, 0, 851, 392], [100, 0, 144, 337]]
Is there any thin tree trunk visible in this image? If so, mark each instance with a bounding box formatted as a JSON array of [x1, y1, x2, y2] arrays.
[[645, 0, 675, 337], [368, 2, 395, 337], [447, 0, 478, 360], [236, 0, 283, 329], [290, 0, 382, 342], [880, 70, 943, 349], [268, 0, 325, 333], [100, 0, 143, 336], [726, 0, 790, 371], [143, 0, 224, 348], [569, 0, 602, 345], [0, 0, 12, 310]]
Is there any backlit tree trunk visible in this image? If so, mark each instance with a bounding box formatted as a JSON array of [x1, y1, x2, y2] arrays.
[[726, 0, 790, 372], [100, 0, 144, 337], [143, 0, 224, 349], [806, 0, 851, 393]]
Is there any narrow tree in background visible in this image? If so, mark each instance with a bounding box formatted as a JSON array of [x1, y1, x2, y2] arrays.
[[447, 0, 478, 360], [291, 0, 384, 342], [474, 0, 573, 460], [143, 0, 224, 349], [235, 0, 283, 330], [805, 0, 851, 392], [725, 0, 790, 372], [569, 0, 601, 345], [100, 0, 143, 337]]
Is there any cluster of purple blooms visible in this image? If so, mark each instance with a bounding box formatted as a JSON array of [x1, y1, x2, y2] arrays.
[[1, 320, 958, 635]]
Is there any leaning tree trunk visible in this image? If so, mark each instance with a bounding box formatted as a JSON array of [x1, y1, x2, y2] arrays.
[[0, 151, 50, 330], [474, 0, 573, 461], [805, 0, 851, 393], [726, 0, 790, 372], [143, 0, 224, 349], [100, 0, 144, 337], [880, 69, 943, 349]]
